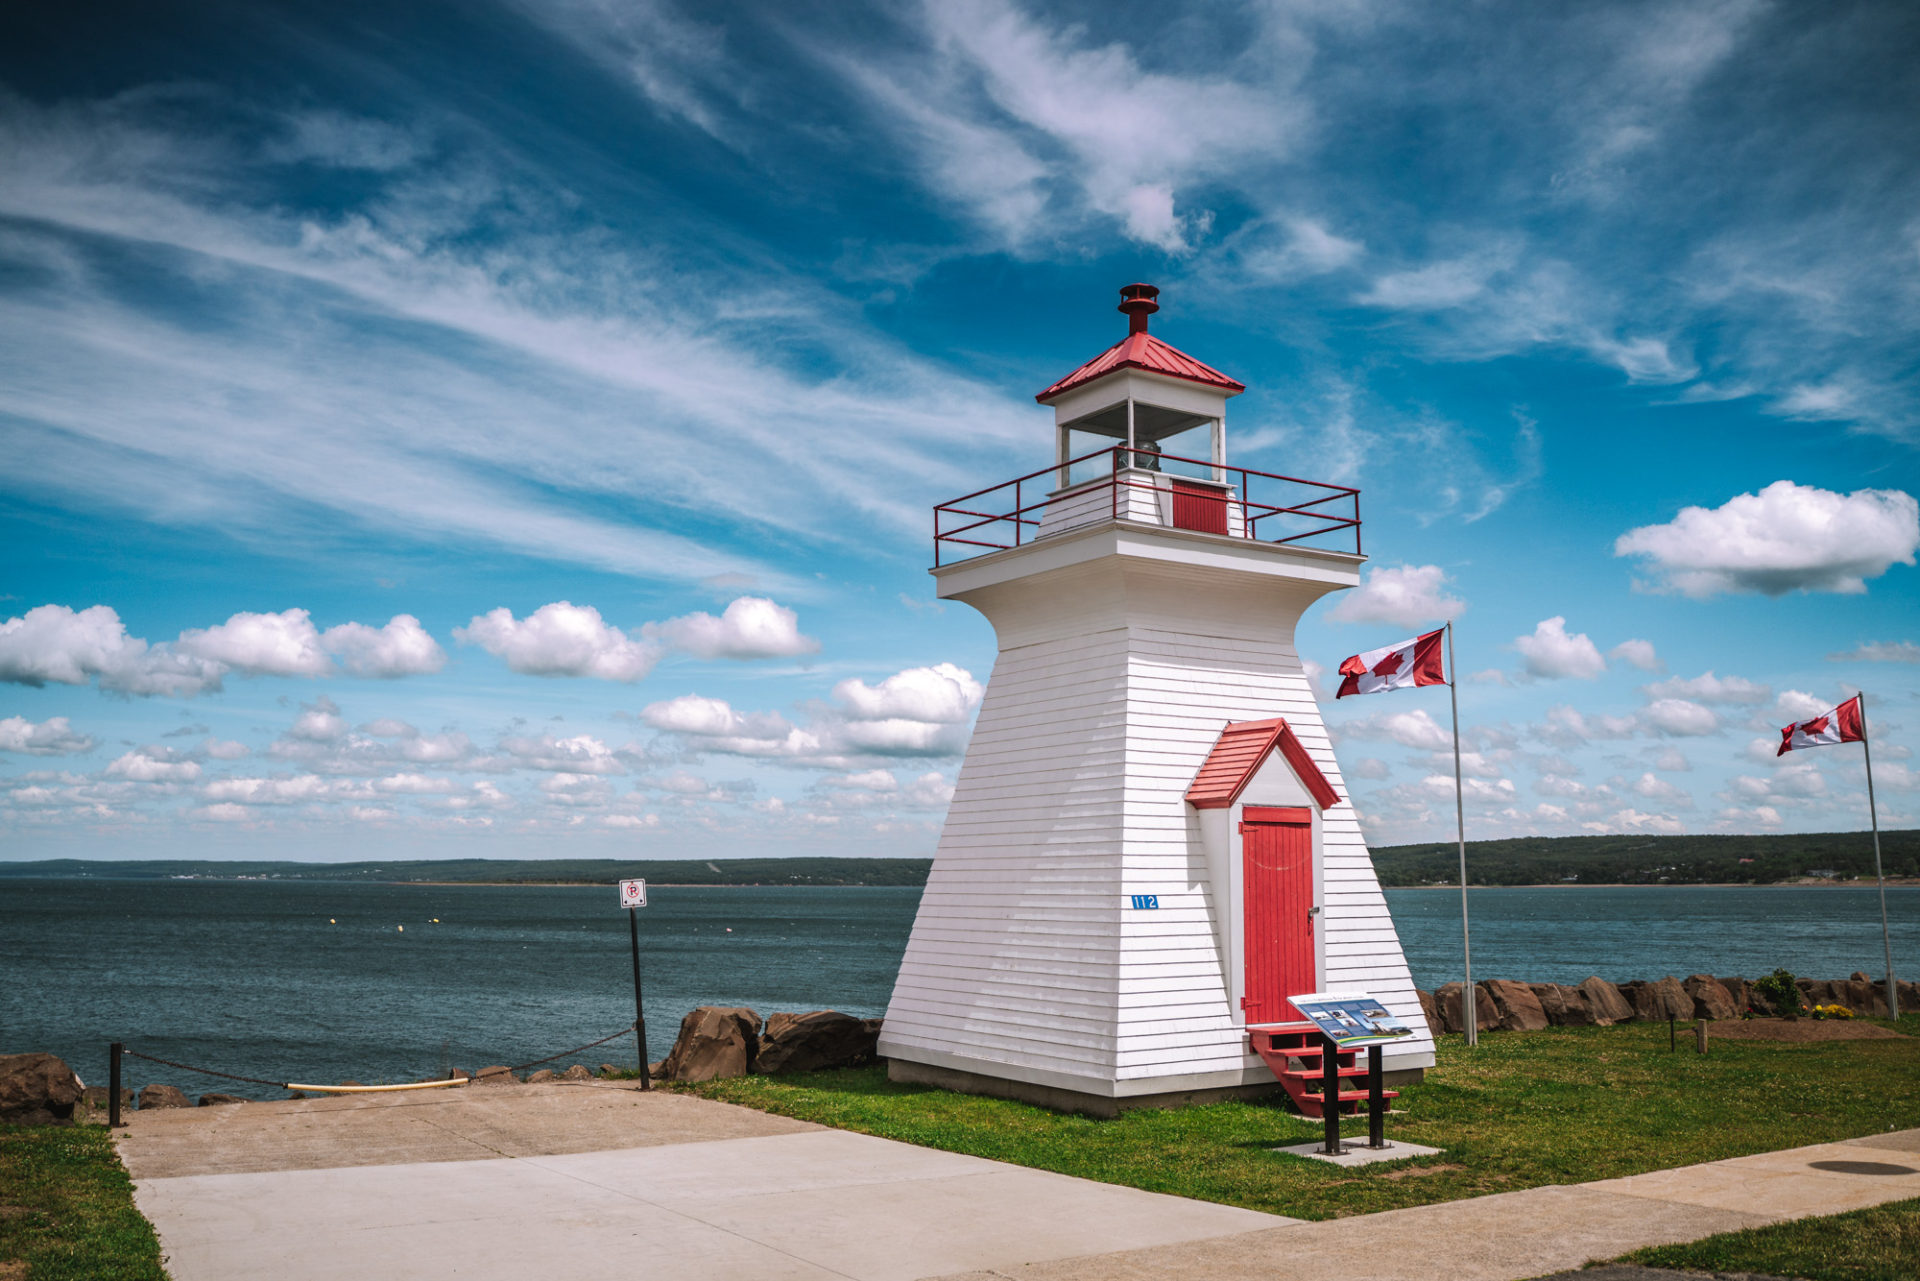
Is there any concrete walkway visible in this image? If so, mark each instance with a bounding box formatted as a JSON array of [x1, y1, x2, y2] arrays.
[[120, 1084, 1283, 1281], [119, 1086, 1920, 1281]]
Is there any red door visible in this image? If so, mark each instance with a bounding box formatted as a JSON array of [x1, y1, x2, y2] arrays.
[[1241, 805, 1315, 1025], [1170, 480, 1229, 535]]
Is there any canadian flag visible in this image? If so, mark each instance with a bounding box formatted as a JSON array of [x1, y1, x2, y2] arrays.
[[1336, 628, 1448, 698], [1777, 695, 1865, 756]]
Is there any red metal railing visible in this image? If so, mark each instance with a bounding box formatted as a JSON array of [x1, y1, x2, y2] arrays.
[[933, 446, 1361, 566]]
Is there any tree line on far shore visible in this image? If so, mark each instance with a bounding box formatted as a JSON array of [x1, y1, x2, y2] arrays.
[[4, 828, 1914, 888], [1369, 828, 1919, 887]]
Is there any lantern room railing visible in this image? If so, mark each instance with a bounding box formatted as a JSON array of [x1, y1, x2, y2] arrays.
[[933, 446, 1361, 567]]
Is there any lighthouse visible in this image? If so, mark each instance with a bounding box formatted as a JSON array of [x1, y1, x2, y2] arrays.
[[878, 284, 1433, 1115]]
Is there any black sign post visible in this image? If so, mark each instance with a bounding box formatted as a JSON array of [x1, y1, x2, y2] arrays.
[[619, 878, 652, 1091], [1319, 1033, 1346, 1156], [1366, 1044, 1388, 1149]]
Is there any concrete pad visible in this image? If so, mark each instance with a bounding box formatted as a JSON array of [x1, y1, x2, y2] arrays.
[[1273, 1139, 1444, 1167], [136, 1128, 1288, 1281], [116, 1081, 816, 1178], [922, 1184, 1774, 1281]]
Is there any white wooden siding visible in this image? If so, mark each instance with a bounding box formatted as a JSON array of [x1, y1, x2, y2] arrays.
[[880, 529, 1432, 1098]]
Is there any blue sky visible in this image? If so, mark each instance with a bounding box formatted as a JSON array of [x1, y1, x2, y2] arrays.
[[2, 0, 1917, 861]]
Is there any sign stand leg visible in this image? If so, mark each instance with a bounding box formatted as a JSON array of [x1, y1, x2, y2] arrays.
[[1366, 1044, 1389, 1149], [630, 909, 651, 1091], [1319, 1034, 1346, 1156]]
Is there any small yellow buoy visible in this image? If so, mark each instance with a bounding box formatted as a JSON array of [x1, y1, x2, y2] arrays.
[[329, 918, 336, 924], [431, 918, 439, 923], [398, 925, 404, 932]]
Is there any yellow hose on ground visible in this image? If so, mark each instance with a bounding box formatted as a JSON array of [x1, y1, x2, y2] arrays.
[[284, 1077, 473, 1094]]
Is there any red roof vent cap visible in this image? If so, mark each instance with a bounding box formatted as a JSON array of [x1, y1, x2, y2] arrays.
[[1118, 283, 1160, 335]]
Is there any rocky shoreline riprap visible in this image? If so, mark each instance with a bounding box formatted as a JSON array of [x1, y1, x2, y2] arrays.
[[1418, 972, 1915, 1034]]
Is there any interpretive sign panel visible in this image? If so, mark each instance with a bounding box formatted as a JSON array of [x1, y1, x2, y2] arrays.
[[1289, 990, 1414, 1048], [618, 878, 648, 909]]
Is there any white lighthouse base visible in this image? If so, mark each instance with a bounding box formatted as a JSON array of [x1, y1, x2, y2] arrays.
[[886, 1051, 1427, 1119]]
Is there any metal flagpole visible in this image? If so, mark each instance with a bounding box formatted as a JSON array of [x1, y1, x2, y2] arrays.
[[1448, 623, 1477, 1047], [1860, 693, 1898, 1020]]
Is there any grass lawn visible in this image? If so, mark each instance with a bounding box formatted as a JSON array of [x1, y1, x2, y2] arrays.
[[683, 1015, 1920, 1221], [0, 1123, 167, 1281], [1619, 1195, 1920, 1281]]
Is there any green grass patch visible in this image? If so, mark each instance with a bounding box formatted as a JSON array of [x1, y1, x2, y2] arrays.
[[0, 1123, 167, 1281], [1620, 1195, 1920, 1280], [683, 1016, 1920, 1220]]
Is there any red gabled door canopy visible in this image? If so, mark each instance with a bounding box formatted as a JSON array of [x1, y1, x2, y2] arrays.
[[1185, 718, 1341, 812]]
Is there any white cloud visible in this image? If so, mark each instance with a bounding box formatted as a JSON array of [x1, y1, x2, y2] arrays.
[[1827, 641, 1920, 663], [1349, 757, 1391, 781], [832, 663, 983, 723], [644, 597, 817, 660], [1325, 564, 1465, 628], [189, 802, 253, 823], [0, 715, 96, 756], [603, 813, 660, 829], [320, 615, 447, 678], [1609, 638, 1662, 672], [497, 732, 626, 775], [105, 747, 201, 782], [1773, 689, 1834, 722], [1641, 698, 1721, 737], [1357, 254, 1502, 310], [287, 696, 349, 743], [1653, 747, 1692, 772], [1514, 617, 1607, 680], [1610, 808, 1686, 834], [203, 773, 336, 804], [1642, 671, 1770, 705], [1533, 704, 1637, 747], [1337, 707, 1452, 752], [176, 609, 333, 677], [0, 604, 224, 697], [1630, 772, 1693, 805], [456, 603, 662, 681], [1615, 481, 1919, 596], [372, 773, 458, 795], [206, 739, 251, 760]]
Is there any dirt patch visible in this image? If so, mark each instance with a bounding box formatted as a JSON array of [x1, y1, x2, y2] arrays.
[[1705, 1019, 1906, 1042], [1376, 1162, 1464, 1181], [0, 1259, 25, 1281]]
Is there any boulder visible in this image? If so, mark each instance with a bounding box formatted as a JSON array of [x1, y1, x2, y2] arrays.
[[525, 1069, 556, 1084], [1717, 977, 1754, 1014], [1530, 983, 1596, 1026], [1576, 977, 1633, 1025], [473, 1065, 519, 1085], [1627, 977, 1692, 1022], [1851, 970, 1871, 983], [1415, 989, 1441, 1034], [198, 1093, 247, 1107], [561, 1064, 594, 1082], [757, 1011, 881, 1074], [1478, 980, 1549, 1031], [0, 1053, 85, 1125], [599, 1063, 619, 1077], [1841, 978, 1890, 1018], [659, 1006, 762, 1082], [1434, 982, 1494, 1034], [139, 1083, 191, 1110], [1683, 975, 1739, 1021], [1899, 980, 1920, 1011]]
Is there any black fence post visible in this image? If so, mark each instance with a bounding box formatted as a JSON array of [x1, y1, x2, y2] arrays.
[[108, 1042, 123, 1128]]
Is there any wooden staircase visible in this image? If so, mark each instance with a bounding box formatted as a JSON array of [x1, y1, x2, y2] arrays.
[[1250, 1023, 1399, 1119]]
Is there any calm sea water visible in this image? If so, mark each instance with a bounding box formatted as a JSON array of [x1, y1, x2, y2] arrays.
[[2, 878, 1914, 1097]]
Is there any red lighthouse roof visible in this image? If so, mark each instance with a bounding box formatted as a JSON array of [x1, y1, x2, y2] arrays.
[[1036, 283, 1246, 404], [1186, 718, 1341, 812]]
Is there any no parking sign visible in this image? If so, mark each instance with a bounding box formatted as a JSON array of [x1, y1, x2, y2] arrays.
[[619, 878, 647, 909]]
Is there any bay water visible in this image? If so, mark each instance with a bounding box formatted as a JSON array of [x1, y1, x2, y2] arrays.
[[3, 878, 1913, 1097]]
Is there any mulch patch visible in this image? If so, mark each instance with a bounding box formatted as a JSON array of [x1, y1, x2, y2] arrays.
[[1705, 1019, 1905, 1042]]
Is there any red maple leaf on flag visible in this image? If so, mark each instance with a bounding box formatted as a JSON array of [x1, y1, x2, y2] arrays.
[[1370, 650, 1404, 678]]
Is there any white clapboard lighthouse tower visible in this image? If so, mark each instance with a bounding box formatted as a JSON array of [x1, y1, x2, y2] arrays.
[[880, 284, 1432, 1115]]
